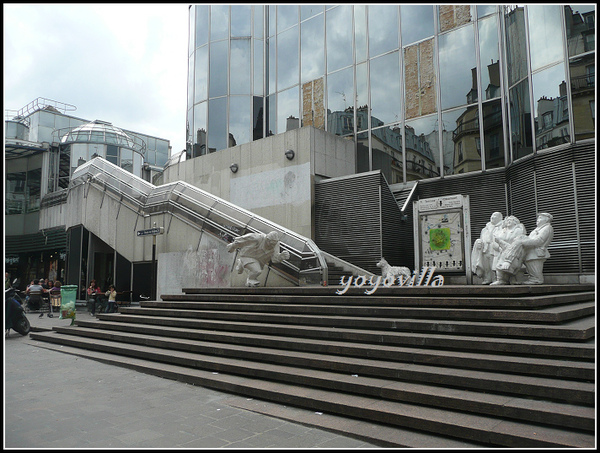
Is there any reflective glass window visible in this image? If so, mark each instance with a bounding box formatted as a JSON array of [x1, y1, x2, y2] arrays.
[[504, 6, 528, 86], [404, 39, 436, 119], [5, 171, 26, 214], [210, 5, 229, 41], [357, 131, 369, 173], [354, 5, 367, 63], [569, 53, 595, 140], [445, 107, 481, 175], [254, 40, 264, 96], [439, 5, 473, 32], [194, 45, 209, 102], [277, 5, 298, 31], [356, 62, 368, 132], [193, 102, 207, 157], [277, 25, 299, 90], [532, 63, 570, 149], [106, 145, 118, 165], [268, 38, 276, 94], [478, 15, 501, 101], [254, 6, 264, 39], [482, 100, 505, 170], [301, 14, 324, 83], [277, 86, 299, 135], [231, 5, 251, 37], [401, 5, 434, 46], [327, 68, 354, 136], [439, 25, 476, 110], [371, 124, 404, 184], [229, 96, 252, 146], [477, 5, 497, 18], [370, 51, 402, 125], [208, 97, 227, 152], [267, 94, 276, 136], [302, 77, 325, 130], [509, 79, 533, 159], [209, 40, 228, 98], [326, 5, 353, 72], [528, 5, 565, 71], [120, 148, 133, 173], [26, 168, 41, 213], [189, 5, 195, 54], [301, 5, 323, 21], [368, 5, 399, 57], [38, 110, 55, 127], [565, 5, 595, 56], [71, 144, 88, 174], [405, 115, 440, 180], [230, 38, 251, 95], [253, 96, 264, 140], [188, 55, 194, 107], [195, 5, 208, 48], [268, 5, 276, 37]]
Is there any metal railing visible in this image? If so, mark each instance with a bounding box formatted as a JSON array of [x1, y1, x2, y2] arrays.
[[69, 157, 328, 286]]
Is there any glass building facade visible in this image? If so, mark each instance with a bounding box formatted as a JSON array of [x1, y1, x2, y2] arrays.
[[186, 4, 595, 185]]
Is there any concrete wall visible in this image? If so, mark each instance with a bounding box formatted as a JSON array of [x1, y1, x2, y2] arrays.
[[162, 126, 355, 239]]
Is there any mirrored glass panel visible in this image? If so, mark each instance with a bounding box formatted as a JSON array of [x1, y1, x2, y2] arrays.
[[229, 96, 252, 146], [195, 5, 208, 48], [231, 5, 251, 37], [230, 38, 251, 95], [120, 148, 133, 174], [371, 124, 404, 184], [439, 24, 476, 110], [482, 100, 505, 170], [401, 5, 434, 46], [569, 53, 595, 140], [301, 5, 323, 21], [326, 5, 353, 72], [267, 94, 276, 136], [327, 67, 354, 136], [478, 15, 501, 101], [277, 86, 299, 134], [445, 106, 481, 175], [194, 45, 208, 103], [509, 79, 533, 159], [370, 51, 402, 125], [188, 56, 194, 108], [71, 144, 88, 174], [368, 5, 399, 57], [439, 5, 473, 32], [477, 5, 497, 18], [210, 5, 229, 41], [5, 171, 26, 215], [254, 40, 264, 96], [268, 38, 276, 94], [26, 168, 41, 213], [277, 5, 298, 31], [301, 14, 324, 83], [208, 97, 227, 152], [277, 25, 299, 90], [253, 96, 264, 141], [356, 62, 368, 132], [532, 63, 570, 149], [527, 5, 565, 71], [357, 131, 369, 173], [404, 39, 436, 119], [504, 6, 528, 86], [565, 5, 595, 56], [254, 6, 264, 39], [405, 115, 440, 180], [209, 40, 228, 98], [354, 5, 367, 63]]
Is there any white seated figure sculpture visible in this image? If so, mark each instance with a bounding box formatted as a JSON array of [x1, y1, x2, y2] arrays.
[[471, 211, 503, 284], [227, 231, 290, 287], [490, 215, 527, 285]]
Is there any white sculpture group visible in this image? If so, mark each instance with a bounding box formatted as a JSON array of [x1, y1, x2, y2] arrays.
[[471, 212, 554, 285], [227, 231, 290, 287]]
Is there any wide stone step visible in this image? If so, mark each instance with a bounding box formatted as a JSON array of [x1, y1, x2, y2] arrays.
[[44, 326, 594, 405], [73, 319, 595, 380], [146, 299, 595, 322], [28, 331, 595, 448], [94, 313, 596, 360], [164, 291, 595, 308], [116, 307, 595, 340]]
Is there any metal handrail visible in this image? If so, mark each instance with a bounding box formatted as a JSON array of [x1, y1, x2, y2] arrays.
[[70, 157, 327, 286]]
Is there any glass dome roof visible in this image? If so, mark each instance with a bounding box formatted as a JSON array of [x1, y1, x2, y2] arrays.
[[59, 120, 145, 154]]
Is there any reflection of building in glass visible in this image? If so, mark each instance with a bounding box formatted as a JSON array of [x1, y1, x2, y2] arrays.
[[534, 84, 570, 149]]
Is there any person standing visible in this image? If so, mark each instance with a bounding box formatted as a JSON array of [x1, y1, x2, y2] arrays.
[[105, 285, 118, 313]]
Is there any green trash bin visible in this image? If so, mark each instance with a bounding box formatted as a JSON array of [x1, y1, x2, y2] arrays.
[[60, 285, 78, 323]]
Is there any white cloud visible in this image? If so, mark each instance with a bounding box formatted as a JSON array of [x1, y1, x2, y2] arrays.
[[4, 3, 189, 153]]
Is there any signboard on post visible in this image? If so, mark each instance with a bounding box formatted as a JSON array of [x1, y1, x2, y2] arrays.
[[137, 225, 164, 300], [137, 227, 164, 236]]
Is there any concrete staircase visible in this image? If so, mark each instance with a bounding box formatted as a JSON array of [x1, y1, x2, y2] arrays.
[[30, 284, 595, 448]]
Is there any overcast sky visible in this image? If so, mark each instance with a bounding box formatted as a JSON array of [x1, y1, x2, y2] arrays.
[[4, 3, 190, 154]]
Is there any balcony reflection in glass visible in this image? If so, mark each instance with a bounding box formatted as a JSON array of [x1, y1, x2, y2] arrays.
[[569, 53, 595, 140], [532, 63, 570, 149], [482, 100, 505, 169], [405, 115, 439, 181], [565, 5, 595, 57], [446, 106, 481, 175]]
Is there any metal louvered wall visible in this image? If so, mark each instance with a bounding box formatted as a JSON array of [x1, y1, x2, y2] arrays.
[[314, 142, 594, 278]]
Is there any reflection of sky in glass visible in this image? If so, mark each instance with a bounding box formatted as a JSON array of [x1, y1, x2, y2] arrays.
[[209, 40, 228, 98], [327, 68, 353, 113], [277, 26, 299, 90], [401, 5, 434, 46], [438, 25, 476, 110], [193, 102, 206, 140], [208, 97, 227, 151], [301, 5, 323, 21], [527, 5, 564, 71], [230, 39, 251, 95], [301, 15, 324, 83], [478, 15, 500, 100], [210, 5, 229, 41], [354, 5, 367, 63], [278, 5, 298, 31], [195, 5, 208, 48], [326, 5, 353, 72], [368, 5, 399, 57], [277, 86, 299, 134], [229, 96, 252, 145], [194, 46, 208, 102], [370, 51, 401, 125], [231, 5, 251, 37]]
